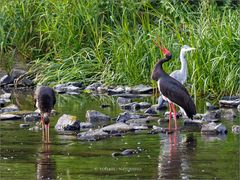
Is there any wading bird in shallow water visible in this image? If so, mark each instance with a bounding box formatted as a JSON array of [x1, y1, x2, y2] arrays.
[[151, 45, 196, 130], [34, 86, 56, 142], [157, 45, 195, 110]]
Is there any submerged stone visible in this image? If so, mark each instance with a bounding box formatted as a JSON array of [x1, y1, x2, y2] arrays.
[[20, 124, 30, 128], [86, 110, 110, 125], [112, 149, 139, 157], [149, 125, 173, 134], [202, 110, 221, 120], [221, 108, 237, 120], [201, 122, 227, 135]]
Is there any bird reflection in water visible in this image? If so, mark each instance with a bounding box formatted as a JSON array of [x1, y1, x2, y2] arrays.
[[158, 132, 197, 179], [36, 140, 56, 180]]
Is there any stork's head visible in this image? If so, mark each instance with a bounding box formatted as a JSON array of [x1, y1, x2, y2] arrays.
[[43, 113, 50, 125], [181, 45, 195, 53], [162, 48, 172, 58]]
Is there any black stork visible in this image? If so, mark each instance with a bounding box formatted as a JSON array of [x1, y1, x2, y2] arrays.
[[34, 86, 56, 142], [151, 46, 196, 130]]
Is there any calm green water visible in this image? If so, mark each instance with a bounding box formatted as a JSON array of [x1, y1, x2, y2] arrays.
[[0, 89, 239, 180]]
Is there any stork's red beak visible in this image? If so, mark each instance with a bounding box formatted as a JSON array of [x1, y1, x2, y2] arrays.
[[162, 48, 171, 56]]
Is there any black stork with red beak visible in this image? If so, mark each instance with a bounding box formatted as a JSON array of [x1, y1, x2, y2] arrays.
[[151, 46, 196, 130], [34, 86, 56, 142]]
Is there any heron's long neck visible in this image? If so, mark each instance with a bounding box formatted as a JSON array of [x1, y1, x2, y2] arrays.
[[180, 51, 188, 78]]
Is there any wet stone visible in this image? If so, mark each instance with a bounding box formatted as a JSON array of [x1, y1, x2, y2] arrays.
[[77, 129, 109, 141], [201, 134, 227, 142], [183, 119, 203, 132], [11, 68, 26, 79], [232, 125, 240, 134], [117, 97, 132, 105], [125, 118, 150, 125], [144, 107, 157, 115], [149, 126, 173, 134], [108, 86, 125, 94], [97, 86, 108, 94], [126, 84, 153, 94], [221, 109, 237, 120], [138, 102, 151, 109], [206, 102, 218, 110], [53, 83, 81, 94], [55, 114, 80, 132], [202, 110, 221, 120], [66, 82, 84, 88], [0, 93, 11, 99], [201, 122, 227, 135], [80, 122, 93, 129], [116, 112, 146, 123], [24, 113, 41, 122], [219, 97, 240, 108], [0, 104, 19, 113], [20, 124, 30, 128], [85, 82, 103, 91], [86, 110, 110, 125], [0, 75, 13, 85], [101, 122, 133, 134], [112, 149, 139, 157], [0, 114, 22, 120], [29, 125, 41, 131]]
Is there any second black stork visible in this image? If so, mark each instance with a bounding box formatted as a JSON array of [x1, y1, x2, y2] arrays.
[[151, 47, 196, 130], [34, 86, 56, 142]]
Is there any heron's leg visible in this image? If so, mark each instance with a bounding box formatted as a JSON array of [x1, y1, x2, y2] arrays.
[[171, 103, 177, 130], [168, 103, 172, 130]]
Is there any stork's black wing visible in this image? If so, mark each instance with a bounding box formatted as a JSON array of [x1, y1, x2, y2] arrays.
[[160, 76, 196, 119]]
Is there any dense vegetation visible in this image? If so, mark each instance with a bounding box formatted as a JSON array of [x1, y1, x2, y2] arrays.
[[0, 0, 239, 97]]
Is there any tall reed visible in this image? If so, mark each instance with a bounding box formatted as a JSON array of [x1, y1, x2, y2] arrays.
[[1, 0, 239, 97]]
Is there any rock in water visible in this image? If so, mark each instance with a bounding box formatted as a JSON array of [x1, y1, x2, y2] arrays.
[[201, 122, 227, 135], [86, 110, 110, 125], [55, 114, 80, 132], [219, 96, 240, 108], [232, 125, 240, 134], [77, 129, 109, 141]]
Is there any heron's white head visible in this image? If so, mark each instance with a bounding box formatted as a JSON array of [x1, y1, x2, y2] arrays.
[[181, 45, 195, 53]]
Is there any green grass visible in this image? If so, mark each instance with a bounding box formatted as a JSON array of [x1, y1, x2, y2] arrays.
[[0, 0, 239, 97]]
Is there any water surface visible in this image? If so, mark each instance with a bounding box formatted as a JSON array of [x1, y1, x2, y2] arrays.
[[0, 89, 239, 179]]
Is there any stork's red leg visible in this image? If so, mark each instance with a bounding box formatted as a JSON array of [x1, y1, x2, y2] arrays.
[[168, 103, 172, 130], [45, 123, 50, 143], [171, 103, 178, 130], [41, 115, 45, 141]]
